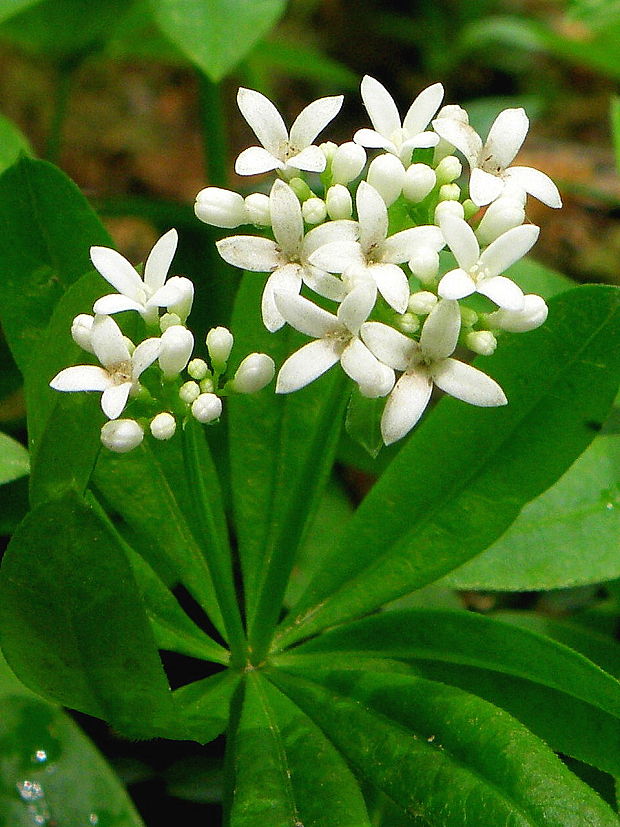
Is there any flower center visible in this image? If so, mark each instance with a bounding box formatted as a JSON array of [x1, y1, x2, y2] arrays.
[[111, 360, 133, 385]]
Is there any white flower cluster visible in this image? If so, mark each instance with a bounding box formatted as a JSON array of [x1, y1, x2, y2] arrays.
[[50, 230, 275, 452], [195, 77, 560, 445]]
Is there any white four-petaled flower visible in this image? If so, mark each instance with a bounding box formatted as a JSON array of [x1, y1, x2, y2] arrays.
[[235, 87, 343, 177], [275, 284, 394, 398], [432, 107, 562, 208], [361, 299, 507, 444], [50, 315, 160, 419], [216, 179, 357, 331], [438, 213, 539, 310]]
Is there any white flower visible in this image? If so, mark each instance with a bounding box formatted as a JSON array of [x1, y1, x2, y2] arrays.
[[91, 229, 185, 325], [150, 412, 176, 440], [100, 419, 144, 453], [309, 181, 445, 314], [234, 87, 343, 177], [275, 285, 394, 398], [230, 353, 275, 393], [354, 75, 444, 165], [50, 315, 161, 419], [206, 326, 234, 368], [158, 325, 194, 377], [192, 393, 222, 423], [361, 299, 507, 444], [432, 107, 562, 208], [331, 141, 367, 185], [438, 213, 539, 310], [485, 294, 548, 332], [194, 187, 248, 228], [475, 194, 525, 245], [71, 313, 95, 353], [216, 179, 357, 331]]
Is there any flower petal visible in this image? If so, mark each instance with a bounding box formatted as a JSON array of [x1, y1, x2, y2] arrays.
[[289, 95, 344, 148], [276, 339, 341, 393], [340, 337, 395, 397], [93, 294, 145, 316], [479, 223, 540, 277], [216, 235, 280, 272], [270, 180, 304, 257], [302, 219, 359, 260], [469, 167, 505, 206], [369, 262, 410, 313], [357, 181, 388, 253], [400, 131, 440, 153], [274, 289, 336, 338], [403, 82, 444, 136], [261, 264, 303, 332], [504, 166, 562, 208], [381, 370, 433, 445], [287, 145, 327, 173], [132, 337, 162, 379], [50, 365, 112, 392], [381, 225, 445, 263], [235, 146, 283, 176], [101, 382, 131, 420], [431, 118, 482, 167], [437, 268, 476, 301], [432, 358, 507, 407], [237, 87, 288, 157], [484, 108, 529, 169], [353, 128, 396, 153], [337, 282, 377, 334], [477, 276, 524, 311], [302, 265, 346, 301], [90, 246, 144, 301], [359, 75, 401, 140], [91, 314, 131, 369], [360, 321, 416, 370], [308, 240, 364, 274], [439, 213, 480, 271], [143, 228, 177, 292], [420, 298, 460, 360]]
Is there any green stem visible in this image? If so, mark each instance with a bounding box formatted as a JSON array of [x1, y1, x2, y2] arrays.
[[45, 59, 78, 164], [199, 75, 229, 187], [182, 418, 247, 667]]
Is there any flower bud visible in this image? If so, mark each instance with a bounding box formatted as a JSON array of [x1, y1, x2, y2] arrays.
[[206, 326, 234, 368], [187, 358, 209, 381], [150, 412, 176, 440], [408, 249, 439, 284], [435, 155, 462, 185], [438, 183, 460, 202], [408, 291, 437, 315], [331, 141, 366, 185], [179, 380, 200, 403], [71, 314, 95, 353], [326, 184, 353, 220], [433, 105, 469, 163], [200, 377, 215, 393], [319, 141, 338, 163], [101, 419, 144, 453], [230, 353, 275, 393], [302, 197, 327, 225], [244, 193, 271, 226], [396, 313, 419, 334], [463, 199, 479, 220], [485, 294, 548, 332], [160, 313, 182, 332], [159, 325, 194, 377], [191, 392, 222, 423], [475, 197, 525, 245], [194, 187, 247, 228], [466, 330, 497, 356], [434, 200, 464, 223], [162, 276, 194, 322], [460, 306, 478, 327], [367, 154, 405, 206], [288, 177, 313, 202], [402, 163, 436, 202]]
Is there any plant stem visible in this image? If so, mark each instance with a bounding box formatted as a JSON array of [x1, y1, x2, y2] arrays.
[[199, 75, 229, 187], [45, 58, 78, 164], [181, 418, 247, 668]]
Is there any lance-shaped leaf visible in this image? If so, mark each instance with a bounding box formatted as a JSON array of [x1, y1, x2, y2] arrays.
[[151, 0, 286, 81], [0, 432, 29, 485], [269, 668, 619, 825], [226, 673, 370, 826], [0, 490, 181, 738], [275, 286, 620, 648]]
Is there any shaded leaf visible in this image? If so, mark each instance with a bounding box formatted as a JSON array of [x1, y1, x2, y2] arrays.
[[0, 432, 29, 486]]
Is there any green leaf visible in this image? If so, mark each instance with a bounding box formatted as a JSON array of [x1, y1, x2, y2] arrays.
[[0, 157, 110, 376], [226, 674, 370, 826], [0, 113, 32, 174], [228, 274, 348, 662], [150, 0, 286, 82], [173, 671, 240, 745], [0, 0, 43, 24], [0, 432, 29, 485], [0, 651, 145, 827], [270, 668, 619, 825], [345, 390, 384, 458], [506, 257, 577, 299], [250, 38, 358, 89], [92, 437, 227, 639], [612, 95, 620, 174], [0, 490, 178, 736], [275, 286, 620, 648], [441, 434, 620, 591]]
